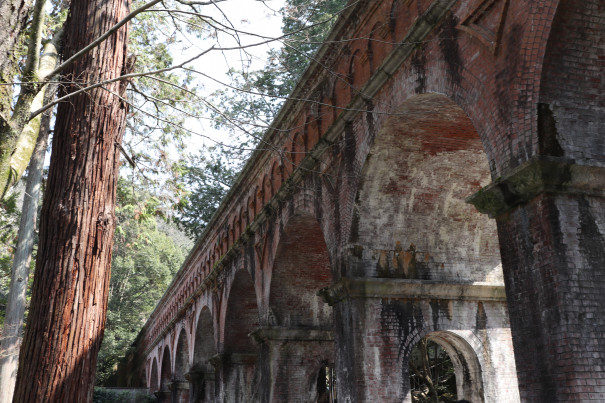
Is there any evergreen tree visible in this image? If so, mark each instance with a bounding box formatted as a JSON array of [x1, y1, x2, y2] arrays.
[[96, 179, 187, 384]]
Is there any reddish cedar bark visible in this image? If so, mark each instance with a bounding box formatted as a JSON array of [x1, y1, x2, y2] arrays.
[[12, 0, 131, 399]]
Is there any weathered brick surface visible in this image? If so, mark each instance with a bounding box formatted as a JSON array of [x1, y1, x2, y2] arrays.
[[497, 194, 605, 401], [124, 1, 604, 402]]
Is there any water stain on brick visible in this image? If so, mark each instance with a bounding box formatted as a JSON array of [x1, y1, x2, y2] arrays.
[[411, 46, 427, 94], [439, 12, 462, 87], [429, 300, 450, 330], [380, 299, 424, 359], [475, 301, 487, 330], [377, 250, 391, 277], [537, 103, 564, 157], [344, 122, 357, 171]]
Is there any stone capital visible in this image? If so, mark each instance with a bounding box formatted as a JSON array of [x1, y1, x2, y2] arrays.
[[318, 277, 506, 306], [467, 157, 605, 218]]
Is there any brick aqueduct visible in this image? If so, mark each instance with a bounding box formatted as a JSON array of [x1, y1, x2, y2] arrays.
[[121, 0, 604, 402]]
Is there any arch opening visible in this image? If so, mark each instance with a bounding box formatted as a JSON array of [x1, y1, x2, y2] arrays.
[[222, 269, 260, 402], [191, 307, 217, 402], [224, 269, 260, 354], [408, 331, 484, 403], [269, 213, 333, 328], [149, 358, 159, 393], [352, 93, 501, 283], [174, 328, 189, 381], [160, 346, 172, 394]]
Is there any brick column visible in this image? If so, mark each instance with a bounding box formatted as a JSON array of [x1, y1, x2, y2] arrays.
[[250, 327, 334, 403], [210, 352, 258, 402], [169, 380, 190, 403], [154, 389, 171, 403], [469, 157, 605, 402], [320, 277, 510, 403], [186, 368, 215, 403]]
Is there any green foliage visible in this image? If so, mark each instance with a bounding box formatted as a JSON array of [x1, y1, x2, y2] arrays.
[[96, 179, 187, 384], [174, 0, 347, 240], [93, 387, 157, 403], [279, 0, 349, 89], [209, 0, 347, 137], [120, 0, 209, 210], [173, 147, 239, 239]]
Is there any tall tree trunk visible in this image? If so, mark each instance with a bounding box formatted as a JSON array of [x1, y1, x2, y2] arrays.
[[12, 0, 131, 399], [0, 81, 54, 403]]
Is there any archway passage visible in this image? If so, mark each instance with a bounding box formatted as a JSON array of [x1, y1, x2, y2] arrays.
[[264, 214, 335, 402], [173, 329, 190, 402], [224, 270, 260, 354], [158, 346, 172, 402], [409, 338, 456, 403], [409, 332, 484, 403], [191, 307, 217, 402], [334, 94, 515, 402], [222, 269, 260, 402], [351, 93, 501, 283], [269, 214, 333, 328], [149, 358, 159, 393]]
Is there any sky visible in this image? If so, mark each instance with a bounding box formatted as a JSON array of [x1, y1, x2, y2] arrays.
[[172, 0, 287, 148]]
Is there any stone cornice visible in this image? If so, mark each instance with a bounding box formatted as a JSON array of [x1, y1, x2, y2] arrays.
[[318, 277, 506, 306], [467, 157, 605, 218]]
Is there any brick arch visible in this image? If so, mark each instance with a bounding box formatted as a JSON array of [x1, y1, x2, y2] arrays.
[[149, 357, 159, 392], [304, 114, 320, 152], [247, 192, 255, 223], [389, 0, 416, 41], [333, 47, 352, 108], [538, 0, 605, 164], [267, 212, 333, 327], [348, 49, 361, 97], [254, 185, 263, 215], [270, 161, 282, 195], [159, 345, 172, 393], [410, 330, 486, 403], [291, 131, 305, 166], [319, 80, 337, 133], [350, 93, 501, 282], [222, 269, 260, 354], [193, 306, 217, 368], [262, 173, 272, 205], [173, 327, 189, 381]]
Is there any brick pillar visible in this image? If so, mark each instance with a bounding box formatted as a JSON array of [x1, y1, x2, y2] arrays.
[[332, 295, 407, 403], [210, 352, 258, 402], [469, 158, 605, 402], [154, 390, 171, 403], [169, 380, 190, 403], [186, 368, 215, 403], [321, 278, 425, 403], [250, 327, 334, 403], [320, 277, 513, 402]]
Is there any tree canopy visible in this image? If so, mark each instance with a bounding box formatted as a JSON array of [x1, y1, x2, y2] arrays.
[[96, 179, 187, 384]]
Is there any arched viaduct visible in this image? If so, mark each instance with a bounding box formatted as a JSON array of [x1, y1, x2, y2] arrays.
[[123, 0, 605, 401]]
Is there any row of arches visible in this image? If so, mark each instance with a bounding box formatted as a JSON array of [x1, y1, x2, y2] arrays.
[[136, 0, 605, 399], [142, 0, 436, 344], [142, 89, 520, 401]]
